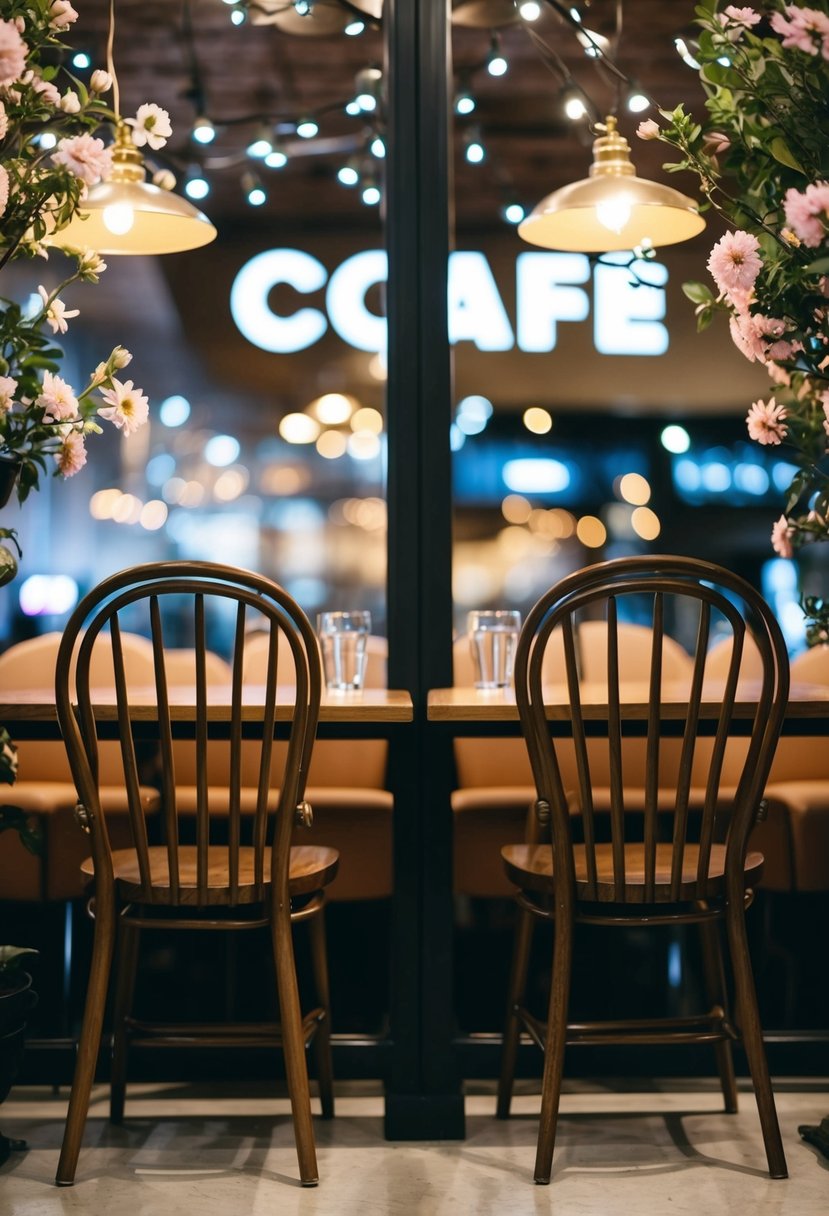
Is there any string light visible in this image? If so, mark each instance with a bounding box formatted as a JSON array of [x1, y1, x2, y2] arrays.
[[361, 180, 381, 206], [230, 7, 246, 25], [243, 172, 267, 206], [184, 170, 210, 200], [464, 135, 486, 164], [563, 89, 588, 120], [71, 50, 91, 69], [296, 117, 319, 139], [518, 1, 542, 19], [674, 37, 701, 69], [486, 38, 508, 77], [370, 136, 386, 159], [454, 90, 476, 116], [626, 88, 650, 113], [502, 201, 526, 225], [191, 116, 216, 145], [264, 148, 288, 169], [293, 0, 313, 13], [337, 164, 360, 186], [246, 131, 273, 159], [344, 19, 365, 35]]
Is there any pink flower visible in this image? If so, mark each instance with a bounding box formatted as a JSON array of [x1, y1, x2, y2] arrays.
[[0, 100, 7, 141], [0, 163, 8, 220], [771, 515, 795, 558], [746, 397, 788, 445], [48, 1, 79, 31], [749, 314, 803, 361], [0, 375, 17, 413], [99, 379, 149, 435], [771, 5, 829, 57], [707, 230, 763, 301], [0, 19, 26, 87], [702, 131, 731, 157], [636, 118, 660, 140], [719, 6, 761, 28], [55, 430, 87, 478], [784, 182, 829, 247], [765, 361, 791, 387], [51, 134, 113, 187], [36, 371, 79, 423], [24, 72, 61, 107], [59, 88, 80, 114], [89, 69, 112, 94], [729, 312, 765, 362]]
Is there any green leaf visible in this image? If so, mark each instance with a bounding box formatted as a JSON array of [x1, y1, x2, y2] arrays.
[[805, 256, 829, 275], [769, 136, 805, 174], [682, 280, 713, 305]]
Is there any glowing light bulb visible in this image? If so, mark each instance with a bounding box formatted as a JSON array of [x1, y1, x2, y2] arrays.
[[564, 96, 587, 120], [596, 196, 631, 234], [102, 203, 135, 235]]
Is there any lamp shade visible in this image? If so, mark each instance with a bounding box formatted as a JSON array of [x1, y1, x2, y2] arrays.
[[518, 116, 705, 254], [56, 125, 216, 256]]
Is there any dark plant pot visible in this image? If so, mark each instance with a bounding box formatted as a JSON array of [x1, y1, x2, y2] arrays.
[[0, 456, 21, 510], [0, 972, 37, 1166]]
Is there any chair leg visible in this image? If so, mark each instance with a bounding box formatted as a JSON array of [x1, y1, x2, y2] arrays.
[[698, 919, 738, 1114], [496, 903, 535, 1119], [109, 921, 140, 1125], [725, 898, 788, 1179], [534, 910, 573, 1185], [306, 906, 335, 1119], [271, 909, 319, 1186], [56, 898, 116, 1186]]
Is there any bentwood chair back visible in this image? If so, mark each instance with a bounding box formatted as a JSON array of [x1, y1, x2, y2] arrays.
[[451, 624, 695, 897], [498, 555, 789, 1184], [53, 561, 337, 1188], [0, 631, 160, 902], [155, 633, 392, 899]]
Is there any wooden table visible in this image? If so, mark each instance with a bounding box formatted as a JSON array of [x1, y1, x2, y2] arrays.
[[427, 681, 829, 732], [0, 686, 413, 736]]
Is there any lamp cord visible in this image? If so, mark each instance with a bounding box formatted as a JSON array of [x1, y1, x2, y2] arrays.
[[107, 0, 120, 121]]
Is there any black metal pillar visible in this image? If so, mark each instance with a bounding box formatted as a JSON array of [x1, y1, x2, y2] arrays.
[[384, 0, 464, 1138]]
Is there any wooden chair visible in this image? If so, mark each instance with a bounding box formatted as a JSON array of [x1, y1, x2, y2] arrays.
[[0, 631, 161, 904], [53, 561, 337, 1188], [497, 555, 789, 1184]]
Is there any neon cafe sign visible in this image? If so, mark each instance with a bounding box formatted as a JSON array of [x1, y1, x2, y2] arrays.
[[230, 248, 670, 358]]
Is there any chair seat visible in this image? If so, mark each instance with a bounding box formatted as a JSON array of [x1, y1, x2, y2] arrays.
[[81, 844, 339, 905], [501, 841, 764, 903]]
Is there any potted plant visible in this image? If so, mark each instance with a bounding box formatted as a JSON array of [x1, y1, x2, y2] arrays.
[[0, 944, 38, 1166]]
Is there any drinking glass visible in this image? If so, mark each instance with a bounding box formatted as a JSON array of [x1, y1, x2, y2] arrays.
[[317, 610, 371, 691], [467, 609, 521, 690]]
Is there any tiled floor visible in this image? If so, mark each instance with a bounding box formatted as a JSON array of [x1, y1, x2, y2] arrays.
[[1, 1080, 827, 1215]]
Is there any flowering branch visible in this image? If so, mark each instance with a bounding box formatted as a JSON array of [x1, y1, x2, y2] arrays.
[[640, 1, 829, 643], [0, 0, 173, 506]]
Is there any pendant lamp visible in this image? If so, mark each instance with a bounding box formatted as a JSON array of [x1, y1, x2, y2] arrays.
[[57, 124, 216, 256], [55, 2, 216, 256], [518, 115, 705, 254]]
